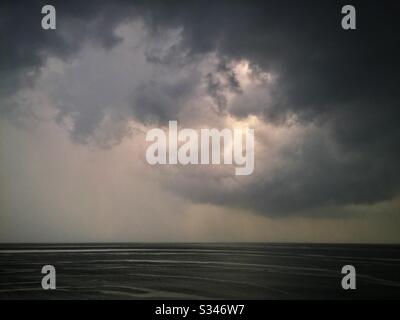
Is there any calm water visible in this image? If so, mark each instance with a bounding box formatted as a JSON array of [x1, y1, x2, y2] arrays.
[[0, 243, 399, 299]]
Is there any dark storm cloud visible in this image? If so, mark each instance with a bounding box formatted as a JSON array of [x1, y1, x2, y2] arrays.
[[147, 1, 399, 214], [0, 0, 135, 117], [132, 0, 400, 214], [131, 72, 201, 124], [1, 0, 400, 215], [205, 60, 242, 113], [137, 1, 400, 133], [170, 129, 399, 215]]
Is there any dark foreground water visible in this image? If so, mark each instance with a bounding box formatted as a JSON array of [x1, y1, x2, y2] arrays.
[[0, 243, 399, 299]]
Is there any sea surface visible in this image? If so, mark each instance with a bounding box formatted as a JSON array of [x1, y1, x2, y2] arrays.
[[0, 243, 399, 299]]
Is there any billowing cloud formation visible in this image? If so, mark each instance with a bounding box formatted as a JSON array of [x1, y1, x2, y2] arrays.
[[1, 0, 399, 217]]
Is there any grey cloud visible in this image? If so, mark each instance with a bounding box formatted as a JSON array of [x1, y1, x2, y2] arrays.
[[0, 0, 136, 119], [165, 127, 399, 215], [205, 73, 227, 112], [131, 72, 201, 125], [133, 0, 400, 213], [1, 0, 400, 216], [205, 60, 242, 113]]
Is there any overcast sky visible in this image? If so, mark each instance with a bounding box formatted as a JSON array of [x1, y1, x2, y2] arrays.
[[1, 0, 399, 243]]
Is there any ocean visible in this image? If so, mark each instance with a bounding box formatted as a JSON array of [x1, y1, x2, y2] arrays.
[[0, 243, 399, 299]]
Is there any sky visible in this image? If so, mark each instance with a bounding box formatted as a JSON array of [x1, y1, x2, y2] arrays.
[[0, 0, 399, 243]]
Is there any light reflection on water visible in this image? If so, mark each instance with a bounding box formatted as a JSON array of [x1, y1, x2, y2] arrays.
[[1, 243, 399, 299]]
